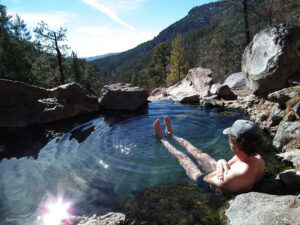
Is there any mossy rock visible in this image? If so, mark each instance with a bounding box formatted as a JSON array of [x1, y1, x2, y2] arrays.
[[116, 182, 234, 225]]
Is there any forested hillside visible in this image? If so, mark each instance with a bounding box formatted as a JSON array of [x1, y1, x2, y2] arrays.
[[0, 0, 299, 94], [0, 4, 109, 95], [91, 0, 300, 89]]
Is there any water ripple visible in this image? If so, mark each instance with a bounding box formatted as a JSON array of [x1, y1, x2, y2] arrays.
[[0, 101, 244, 225]]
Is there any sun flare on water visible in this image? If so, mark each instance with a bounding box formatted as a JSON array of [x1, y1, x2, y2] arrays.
[[38, 197, 72, 225]]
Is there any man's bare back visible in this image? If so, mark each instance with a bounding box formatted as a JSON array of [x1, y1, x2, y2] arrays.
[[204, 154, 265, 192]]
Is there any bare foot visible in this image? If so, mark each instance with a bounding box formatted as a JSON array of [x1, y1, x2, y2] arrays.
[[164, 116, 173, 135], [153, 119, 163, 138]]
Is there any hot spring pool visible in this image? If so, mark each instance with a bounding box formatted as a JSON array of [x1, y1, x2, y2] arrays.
[[0, 101, 244, 225]]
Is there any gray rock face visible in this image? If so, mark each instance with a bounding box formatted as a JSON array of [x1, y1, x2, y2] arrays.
[[268, 86, 300, 107], [242, 24, 300, 96], [293, 102, 300, 119], [224, 72, 247, 90], [148, 87, 170, 102], [0, 79, 100, 127], [166, 67, 214, 101], [210, 84, 237, 100], [68, 212, 125, 225], [225, 192, 300, 225], [148, 67, 215, 103], [273, 121, 300, 149], [269, 107, 285, 126], [277, 150, 300, 170], [98, 83, 149, 110]]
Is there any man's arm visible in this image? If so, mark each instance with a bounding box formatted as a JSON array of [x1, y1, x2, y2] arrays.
[[203, 164, 250, 192]]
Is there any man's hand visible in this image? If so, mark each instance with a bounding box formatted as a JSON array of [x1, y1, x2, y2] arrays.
[[216, 159, 230, 181]]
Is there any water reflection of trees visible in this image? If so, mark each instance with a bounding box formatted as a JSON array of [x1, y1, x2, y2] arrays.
[[0, 106, 149, 160]]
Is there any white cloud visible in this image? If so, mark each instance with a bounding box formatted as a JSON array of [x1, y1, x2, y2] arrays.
[[8, 10, 77, 30], [80, 0, 146, 30], [70, 25, 157, 57], [103, 0, 147, 13]]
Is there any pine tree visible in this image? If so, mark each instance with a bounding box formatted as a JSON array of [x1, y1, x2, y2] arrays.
[[167, 34, 188, 86], [34, 21, 69, 84], [152, 42, 169, 86], [0, 4, 11, 77]]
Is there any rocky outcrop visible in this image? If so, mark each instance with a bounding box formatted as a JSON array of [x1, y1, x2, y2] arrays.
[[98, 83, 149, 110], [225, 192, 300, 225], [293, 102, 300, 119], [267, 86, 300, 108], [68, 213, 125, 225], [148, 67, 214, 103], [278, 150, 300, 170], [224, 72, 247, 90], [242, 24, 300, 96], [273, 121, 300, 150], [0, 79, 100, 127], [210, 84, 237, 100]]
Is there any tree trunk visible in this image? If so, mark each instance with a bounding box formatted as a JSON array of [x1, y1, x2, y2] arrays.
[[242, 0, 251, 46], [54, 32, 65, 84]]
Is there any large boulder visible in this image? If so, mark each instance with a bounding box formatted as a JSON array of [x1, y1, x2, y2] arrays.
[[98, 83, 149, 110], [242, 24, 300, 96], [210, 84, 237, 100], [166, 67, 214, 102], [225, 192, 300, 225], [0, 79, 100, 127], [147, 87, 170, 102], [273, 120, 300, 150], [224, 72, 247, 90]]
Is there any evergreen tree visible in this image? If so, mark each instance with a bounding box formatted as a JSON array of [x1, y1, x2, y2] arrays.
[[167, 34, 188, 86], [70, 51, 82, 83], [34, 21, 69, 84], [11, 15, 31, 41], [152, 42, 169, 86], [0, 4, 11, 76]]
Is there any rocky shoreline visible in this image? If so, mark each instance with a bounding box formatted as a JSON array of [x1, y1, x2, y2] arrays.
[[145, 24, 300, 225]]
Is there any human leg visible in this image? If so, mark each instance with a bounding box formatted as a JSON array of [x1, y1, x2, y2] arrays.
[[153, 119, 203, 181], [164, 116, 217, 172]]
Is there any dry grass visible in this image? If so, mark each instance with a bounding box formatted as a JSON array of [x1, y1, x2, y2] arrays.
[[286, 96, 300, 114]]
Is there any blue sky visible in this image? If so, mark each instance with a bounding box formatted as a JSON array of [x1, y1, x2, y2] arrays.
[[2, 0, 216, 57]]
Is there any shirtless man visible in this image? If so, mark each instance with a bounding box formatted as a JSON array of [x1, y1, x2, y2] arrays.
[[153, 117, 265, 193]]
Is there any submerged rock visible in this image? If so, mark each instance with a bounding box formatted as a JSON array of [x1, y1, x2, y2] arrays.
[[225, 192, 300, 225], [242, 24, 300, 96], [68, 212, 125, 225], [99, 83, 149, 110], [0, 79, 99, 127], [119, 182, 232, 225]]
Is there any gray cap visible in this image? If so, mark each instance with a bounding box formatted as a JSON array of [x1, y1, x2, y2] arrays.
[[223, 120, 262, 139]]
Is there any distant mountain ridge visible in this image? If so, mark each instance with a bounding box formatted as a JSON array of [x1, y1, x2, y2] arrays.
[[85, 53, 119, 62], [90, 0, 299, 86], [90, 1, 239, 69]]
